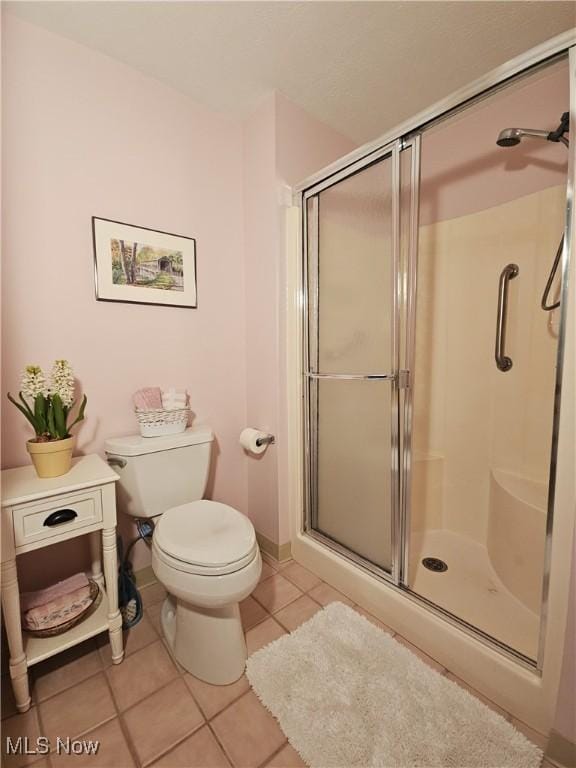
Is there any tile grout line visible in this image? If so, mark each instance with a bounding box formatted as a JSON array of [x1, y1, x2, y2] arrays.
[[250, 592, 300, 618], [112, 646, 206, 768], [38, 641, 119, 749], [100, 664, 143, 768], [46, 711, 118, 760], [202, 689, 292, 768], [25, 677, 56, 768], [30, 626, 166, 714], [28, 625, 163, 712], [116, 671, 183, 719], [140, 718, 206, 768], [11, 712, 49, 768], [203, 687, 254, 724], [34, 663, 106, 709], [205, 689, 270, 768], [168, 673, 285, 767], [119, 626, 253, 766], [143, 679, 251, 767], [204, 718, 236, 768], [250, 567, 334, 621], [145, 721, 230, 768], [256, 739, 290, 768]]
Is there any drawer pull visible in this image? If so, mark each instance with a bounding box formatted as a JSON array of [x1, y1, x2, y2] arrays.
[[43, 509, 78, 527]]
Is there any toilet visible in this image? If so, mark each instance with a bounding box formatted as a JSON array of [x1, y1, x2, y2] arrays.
[[104, 426, 261, 685]]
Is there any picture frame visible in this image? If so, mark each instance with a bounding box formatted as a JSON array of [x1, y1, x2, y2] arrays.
[[92, 217, 197, 308]]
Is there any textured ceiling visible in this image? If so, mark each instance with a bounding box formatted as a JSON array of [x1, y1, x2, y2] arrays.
[[6, 1, 576, 143]]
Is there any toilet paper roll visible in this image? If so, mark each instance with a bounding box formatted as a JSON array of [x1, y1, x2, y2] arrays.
[[240, 428, 269, 455]]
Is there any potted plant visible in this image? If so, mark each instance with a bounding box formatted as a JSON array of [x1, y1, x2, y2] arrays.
[[7, 360, 87, 478]]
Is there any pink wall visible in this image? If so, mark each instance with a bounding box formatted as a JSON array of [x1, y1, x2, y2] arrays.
[[420, 61, 569, 225], [1, 15, 356, 577], [275, 92, 357, 187], [2, 16, 249, 573], [242, 92, 355, 547], [242, 94, 280, 545]]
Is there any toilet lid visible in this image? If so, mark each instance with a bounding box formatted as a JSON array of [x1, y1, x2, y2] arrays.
[[154, 500, 256, 568]]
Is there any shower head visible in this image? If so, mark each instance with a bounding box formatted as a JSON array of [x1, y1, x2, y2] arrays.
[[496, 128, 521, 147], [496, 127, 550, 147], [496, 113, 569, 149]]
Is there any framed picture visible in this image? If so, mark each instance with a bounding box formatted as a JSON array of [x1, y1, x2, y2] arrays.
[[92, 217, 197, 308]]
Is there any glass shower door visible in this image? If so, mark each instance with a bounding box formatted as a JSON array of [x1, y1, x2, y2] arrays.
[[304, 144, 401, 578]]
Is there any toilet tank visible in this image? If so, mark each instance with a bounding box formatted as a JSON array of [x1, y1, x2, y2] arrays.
[[104, 426, 214, 518]]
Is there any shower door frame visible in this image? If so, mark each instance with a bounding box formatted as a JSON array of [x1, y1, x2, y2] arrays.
[[302, 140, 406, 585], [295, 32, 576, 672]]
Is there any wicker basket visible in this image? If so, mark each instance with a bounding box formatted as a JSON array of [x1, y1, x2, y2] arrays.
[[24, 580, 102, 638], [134, 406, 190, 437]]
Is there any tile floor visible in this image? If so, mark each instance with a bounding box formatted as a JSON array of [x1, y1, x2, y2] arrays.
[[1, 555, 553, 768]]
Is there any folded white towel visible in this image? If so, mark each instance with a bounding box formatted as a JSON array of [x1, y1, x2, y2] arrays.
[[161, 388, 188, 410]]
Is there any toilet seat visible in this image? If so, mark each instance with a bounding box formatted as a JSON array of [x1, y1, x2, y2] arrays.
[[154, 500, 258, 576]]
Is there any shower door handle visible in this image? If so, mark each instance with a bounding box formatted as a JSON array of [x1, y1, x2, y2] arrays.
[[305, 371, 410, 388], [495, 263, 519, 372], [304, 372, 396, 381]]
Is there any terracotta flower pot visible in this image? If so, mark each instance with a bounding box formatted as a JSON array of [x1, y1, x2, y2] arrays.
[[26, 436, 75, 478]]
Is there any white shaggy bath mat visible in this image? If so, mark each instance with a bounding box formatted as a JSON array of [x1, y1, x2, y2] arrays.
[[246, 602, 543, 768]]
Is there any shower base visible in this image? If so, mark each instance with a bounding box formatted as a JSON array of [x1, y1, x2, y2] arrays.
[[408, 529, 539, 659]]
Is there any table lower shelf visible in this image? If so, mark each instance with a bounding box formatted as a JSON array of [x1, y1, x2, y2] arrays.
[[24, 587, 110, 667]]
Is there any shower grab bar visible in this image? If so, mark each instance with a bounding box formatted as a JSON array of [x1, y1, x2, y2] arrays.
[[495, 263, 519, 372]]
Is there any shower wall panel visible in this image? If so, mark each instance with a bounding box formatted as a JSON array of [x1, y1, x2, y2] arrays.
[[412, 185, 564, 542]]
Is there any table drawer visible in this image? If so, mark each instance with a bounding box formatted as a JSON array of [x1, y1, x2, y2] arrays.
[[13, 489, 103, 548]]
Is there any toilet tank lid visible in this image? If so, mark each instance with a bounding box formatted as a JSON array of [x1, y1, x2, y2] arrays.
[[104, 426, 214, 457]]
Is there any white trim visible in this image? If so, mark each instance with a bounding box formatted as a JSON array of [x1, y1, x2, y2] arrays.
[[284, 204, 304, 546]]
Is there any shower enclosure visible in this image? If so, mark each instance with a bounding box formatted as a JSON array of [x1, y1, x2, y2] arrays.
[[300, 54, 571, 667]]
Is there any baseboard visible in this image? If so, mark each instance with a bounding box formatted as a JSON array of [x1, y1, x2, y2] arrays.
[[545, 730, 576, 768], [133, 565, 157, 587], [256, 532, 292, 563]]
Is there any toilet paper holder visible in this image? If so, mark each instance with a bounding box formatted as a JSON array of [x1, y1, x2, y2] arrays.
[[256, 434, 275, 447]]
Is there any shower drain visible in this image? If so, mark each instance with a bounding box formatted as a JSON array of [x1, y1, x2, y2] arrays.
[[422, 557, 448, 573]]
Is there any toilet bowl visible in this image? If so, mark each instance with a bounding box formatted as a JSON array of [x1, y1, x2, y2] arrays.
[[151, 500, 261, 684], [104, 427, 262, 686]]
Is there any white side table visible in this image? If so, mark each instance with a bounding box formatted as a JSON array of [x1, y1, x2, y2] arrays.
[[1, 454, 124, 713]]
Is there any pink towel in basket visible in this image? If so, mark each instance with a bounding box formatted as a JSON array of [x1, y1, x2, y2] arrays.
[[20, 572, 89, 612], [22, 585, 93, 631], [133, 387, 163, 411]]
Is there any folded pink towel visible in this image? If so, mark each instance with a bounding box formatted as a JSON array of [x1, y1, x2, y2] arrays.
[[133, 387, 163, 411], [21, 572, 89, 612], [22, 585, 93, 631]]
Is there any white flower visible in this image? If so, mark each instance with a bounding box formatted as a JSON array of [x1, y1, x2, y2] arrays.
[[50, 359, 75, 407], [21, 365, 49, 400]]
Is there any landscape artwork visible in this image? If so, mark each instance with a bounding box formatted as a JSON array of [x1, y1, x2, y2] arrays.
[[111, 240, 184, 292], [93, 217, 197, 308]]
